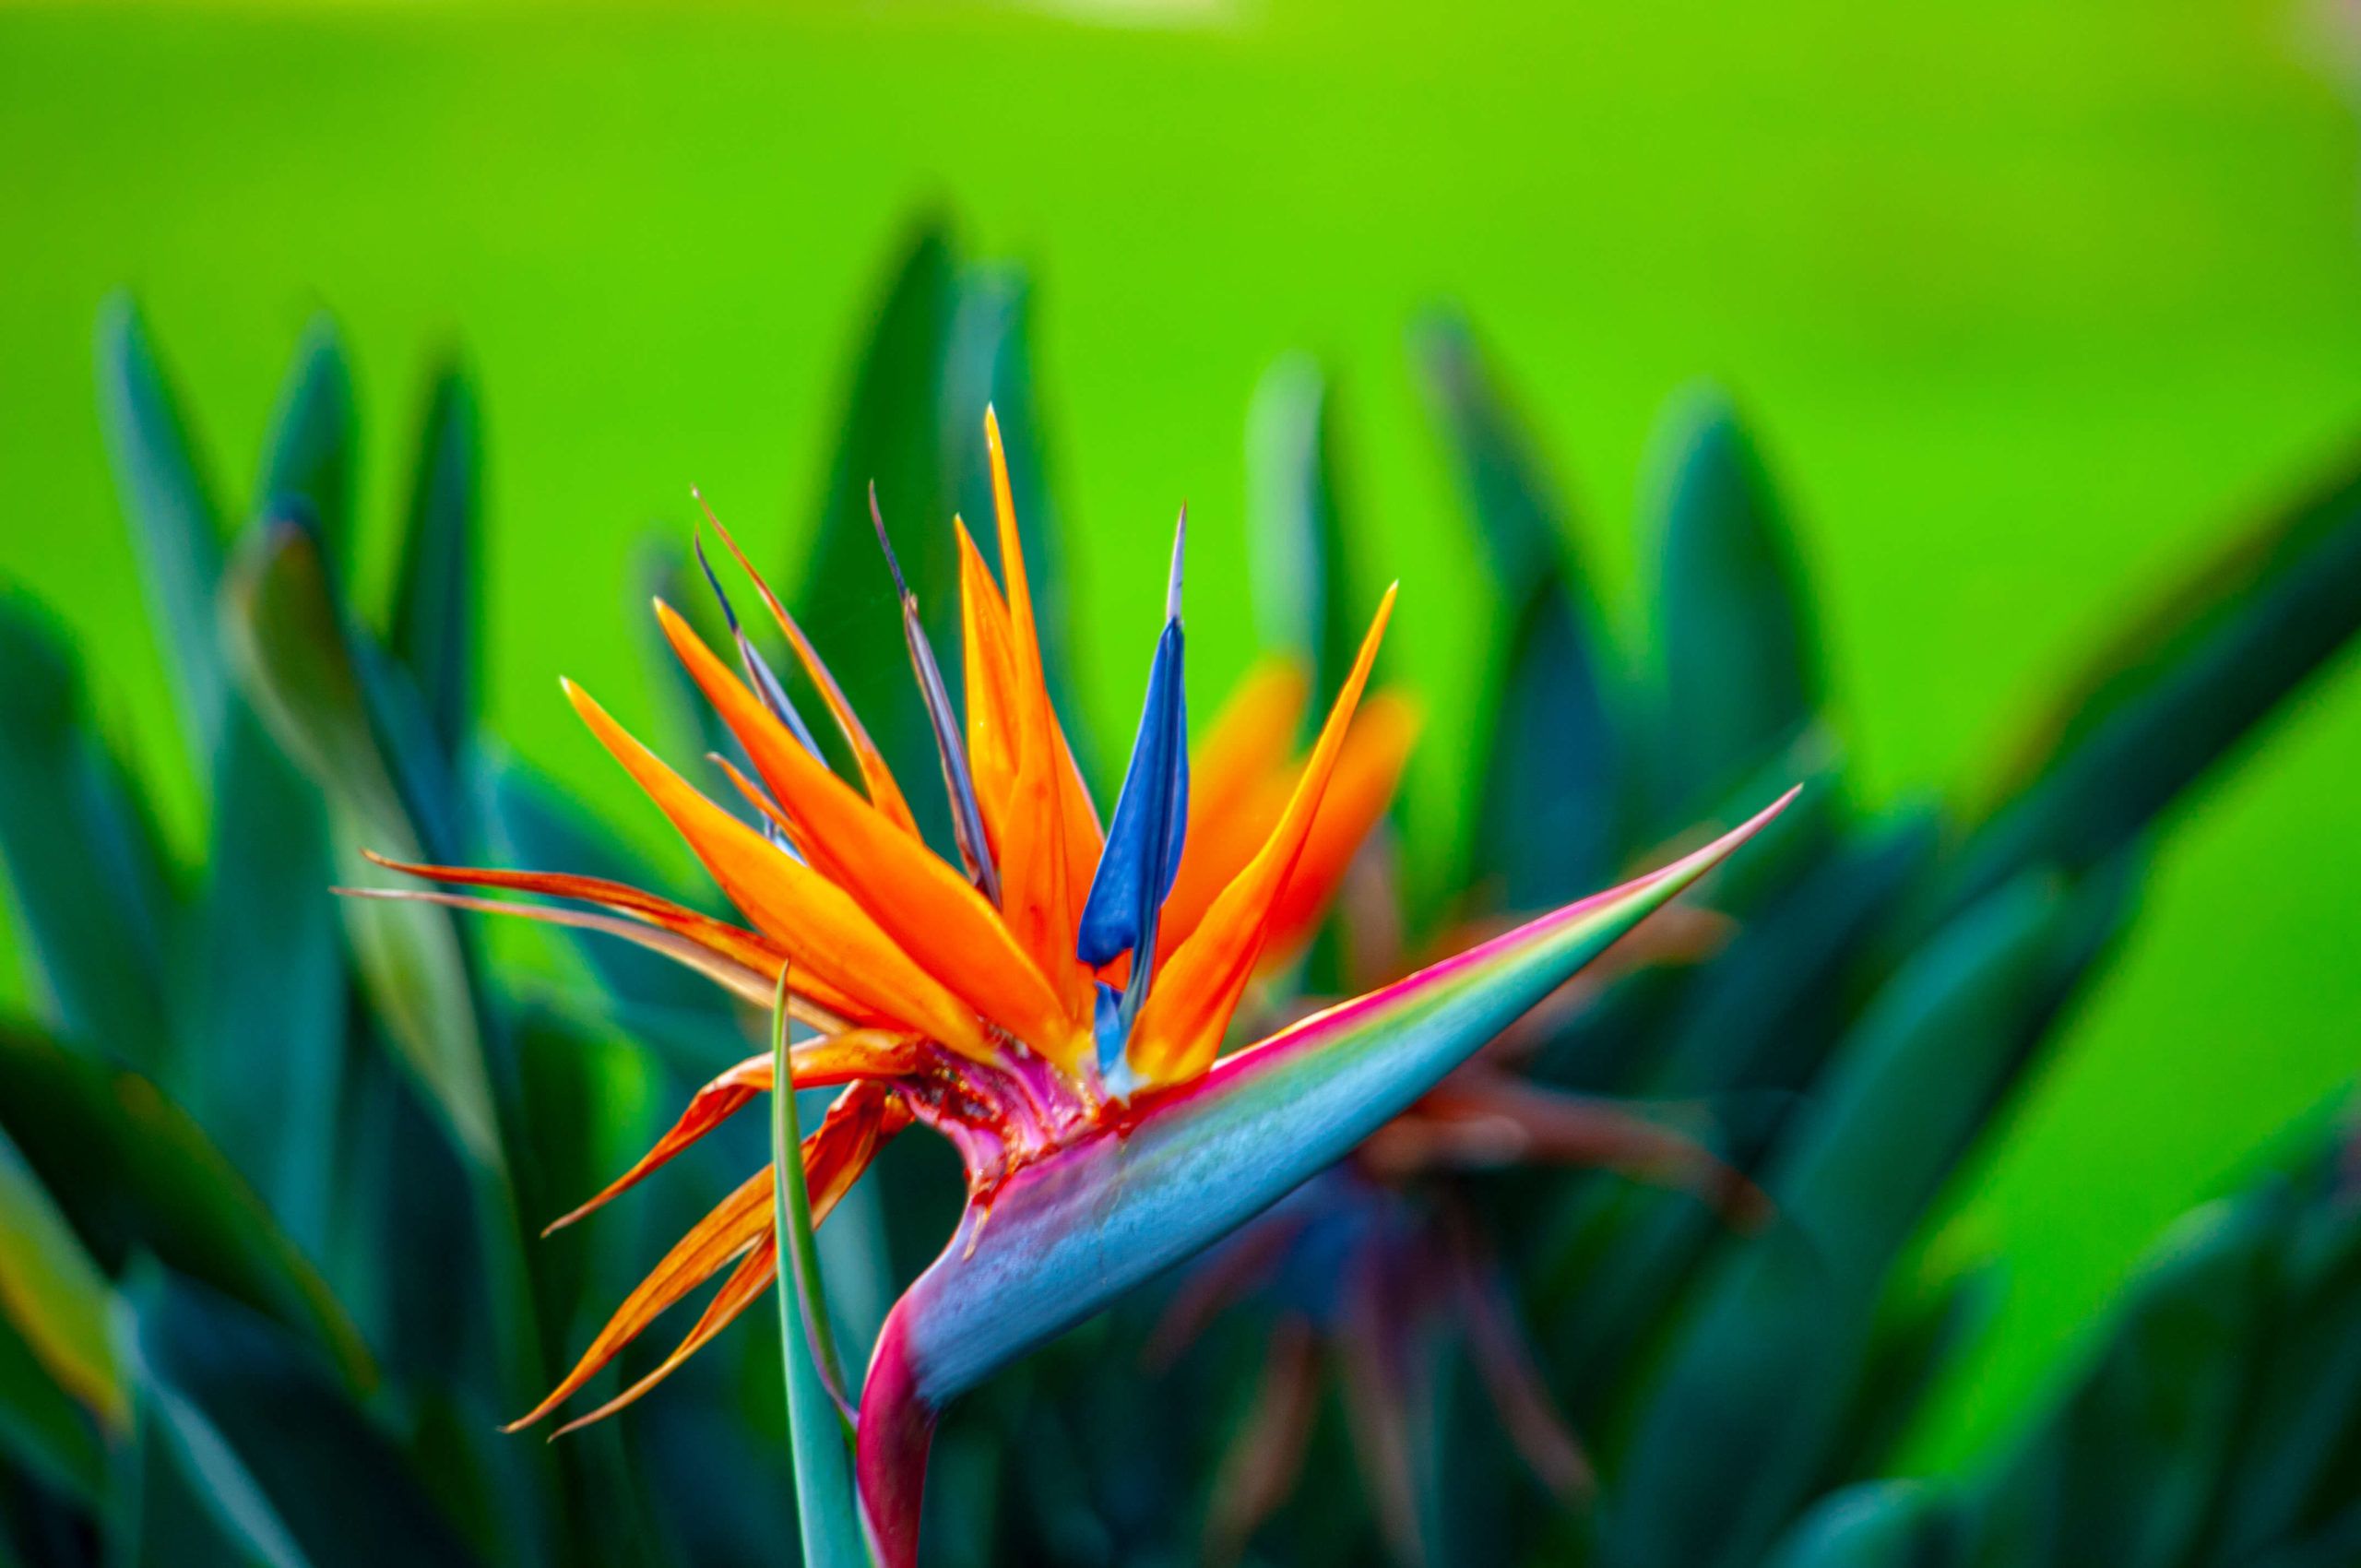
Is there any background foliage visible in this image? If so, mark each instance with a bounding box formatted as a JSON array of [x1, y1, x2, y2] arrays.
[[5, 0, 2361, 1506]]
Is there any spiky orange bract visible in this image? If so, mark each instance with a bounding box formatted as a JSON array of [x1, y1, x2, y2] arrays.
[[654, 599, 1078, 1062], [560, 679, 986, 1055], [982, 409, 1097, 1035]]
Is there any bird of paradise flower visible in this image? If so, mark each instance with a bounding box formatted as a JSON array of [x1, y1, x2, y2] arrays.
[[355, 409, 1793, 1564]]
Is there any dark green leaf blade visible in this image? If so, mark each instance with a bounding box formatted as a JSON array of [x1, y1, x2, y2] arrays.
[[176, 702, 346, 1256], [390, 361, 481, 757], [0, 1126, 122, 1434], [1761, 1482, 1964, 1568], [1246, 352, 1362, 707], [0, 1020, 371, 1391], [254, 314, 359, 573], [0, 592, 174, 1070], [1645, 382, 1824, 815], [771, 986, 872, 1567], [1413, 307, 1622, 901], [796, 222, 962, 830], [125, 1275, 484, 1568], [221, 515, 502, 1171], [1608, 861, 2134, 1568], [94, 293, 230, 766], [1958, 445, 2361, 902]]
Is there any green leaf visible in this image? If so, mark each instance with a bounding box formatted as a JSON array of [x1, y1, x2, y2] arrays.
[[771, 983, 872, 1567], [1644, 382, 1824, 815], [0, 1306, 106, 1507], [221, 516, 503, 1171], [94, 293, 231, 766], [798, 221, 962, 819], [1413, 308, 1622, 902], [175, 703, 346, 1257], [0, 594, 175, 1071], [1957, 444, 2361, 903], [1608, 862, 2134, 1568], [121, 1275, 484, 1568], [1761, 1482, 1963, 1568], [254, 314, 359, 573], [1246, 352, 1363, 710], [0, 1126, 123, 1432], [791, 230, 1086, 846], [0, 1020, 371, 1393], [1534, 813, 1933, 1396], [1969, 1195, 2284, 1568], [389, 362, 481, 757], [2210, 1171, 2361, 1553]]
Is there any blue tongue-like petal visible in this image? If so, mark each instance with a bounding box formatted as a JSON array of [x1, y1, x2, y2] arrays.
[[1076, 512, 1191, 1061]]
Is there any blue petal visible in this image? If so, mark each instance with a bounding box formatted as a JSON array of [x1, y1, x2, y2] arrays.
[[1076, 516, 1190, 992]]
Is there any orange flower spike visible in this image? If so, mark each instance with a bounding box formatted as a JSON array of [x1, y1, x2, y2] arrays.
[[1157, 660, 1311, 955], [957, 521, 1103, 905], [506, 1165, 776, 1431], [956, 522, 1021, 847], [654, 600, 1083, 1064], [354, 849, 821, 1006], [548, 1085, 908, 1437], [564, 679, 987, 1056], [1130, 586, 1398, 1086], [1260, 692, 1425, 966], [542, 1030, 922, 1235], [695, 496, 920, 837], [983, 408, 1097, 1027]]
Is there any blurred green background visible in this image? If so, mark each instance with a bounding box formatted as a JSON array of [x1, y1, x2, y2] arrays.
[[6, 0, 2361, 1468]]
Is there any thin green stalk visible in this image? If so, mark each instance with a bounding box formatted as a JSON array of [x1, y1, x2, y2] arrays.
[[771, 976, 872, 1566]]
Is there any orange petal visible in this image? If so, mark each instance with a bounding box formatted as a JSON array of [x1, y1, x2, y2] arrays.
[[956, 522, 1103, 907], [538, 1083, 909, 1434], [340, 885, 789, 1016], [655, 603, 1081, 1065], [958, 520, 1020, 844], [506, 1165, 774, 1430], [564, 678, 985, 1057], [1158, 659, 1311, 955], [697, 501, 920, 837], [543, 1031, 922, 1234], [355, 852, 862, 1023], [552, 1234, 780, 1438], [980, 410, 1097, 1028], [1129, 588, 1397, 1086], [1259, 692, 1424, 967]]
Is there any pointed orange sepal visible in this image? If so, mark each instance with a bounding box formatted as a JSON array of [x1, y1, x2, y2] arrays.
[[506, 1166, 774, 1431], [520, 1083, 910, 1435], [655, 604, 1082, 1066], [955, 522, 1102, 900], [1259, 691, 1424, 965], [564, 678, 987, 1057], [543, 1030, 922, 1234], [972, 412, 1101, 1028], [1129, 587, 1398, 1086], [354, 850, 868, 1021], [1157, 659, 1312, 955]]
